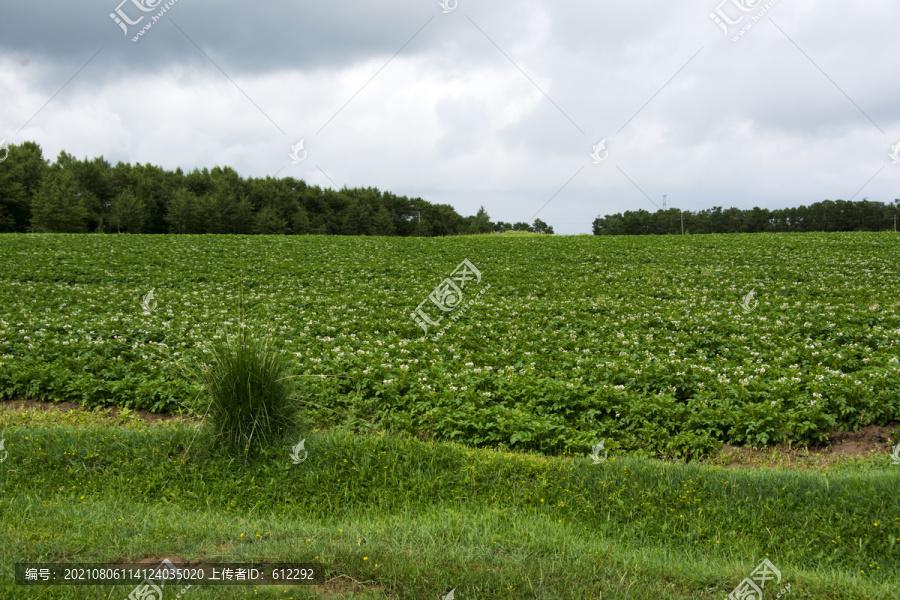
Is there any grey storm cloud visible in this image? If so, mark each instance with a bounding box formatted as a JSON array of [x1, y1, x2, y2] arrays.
[[1, 0, 898, 234]]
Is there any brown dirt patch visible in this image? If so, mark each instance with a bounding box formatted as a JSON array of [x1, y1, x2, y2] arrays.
[[825, 424, 898, 456], [717, 422, 899, 469]]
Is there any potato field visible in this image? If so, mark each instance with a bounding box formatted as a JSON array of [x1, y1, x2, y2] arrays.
[[2, 232, 899, 458]]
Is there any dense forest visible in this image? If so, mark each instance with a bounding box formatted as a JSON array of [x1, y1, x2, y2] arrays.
[[592, 200, 900, 235], [3, 141, 897, 237], [0, 141, 554, 236]]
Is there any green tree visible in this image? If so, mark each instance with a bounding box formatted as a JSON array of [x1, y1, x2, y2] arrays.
[[532, 218, 553, 234], [342, 199, 364, 235], [291, 204, 311, 234], [166, 187, 203, 234], [130, 163, 177, 234], [468, 206, 493, 234], [0, 141, 49, 232], [427, 203, 465, 236], [253, 205, 288, 234], [746, 207, 771, 233], [512, 221, 533, 232], [411, 214, 429, 236], [30, 169, 89, 232], [206, 166, 252, 233], [382, 191, 414, 236], [68, 155, 113, 232], [109, 187, 146, 233], [371, 205, 396, 235]]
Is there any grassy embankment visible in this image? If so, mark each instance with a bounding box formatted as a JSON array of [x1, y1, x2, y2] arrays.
[[0, 405, 897, 600]]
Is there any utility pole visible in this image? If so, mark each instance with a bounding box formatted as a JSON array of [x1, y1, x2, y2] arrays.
[[895, 214, 897, 232], [681, 211, 684, 235], [663, 194, 670, 233]]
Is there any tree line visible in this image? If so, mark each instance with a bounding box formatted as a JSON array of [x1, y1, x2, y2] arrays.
[[592, 200, 900, 235], [0, 141, 554, 236]]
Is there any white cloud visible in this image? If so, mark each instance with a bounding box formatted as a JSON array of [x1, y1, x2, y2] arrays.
[[1, 0, 897, 233]]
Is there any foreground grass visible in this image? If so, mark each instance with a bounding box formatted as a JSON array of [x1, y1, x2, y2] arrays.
[[0, 408, 897, 599]]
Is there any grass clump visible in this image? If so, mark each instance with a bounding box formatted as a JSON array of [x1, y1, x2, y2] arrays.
[[191, 325, 301, 456]]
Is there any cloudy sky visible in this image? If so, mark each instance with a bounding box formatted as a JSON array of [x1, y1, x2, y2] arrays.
[[1, 0, 898, 234]]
